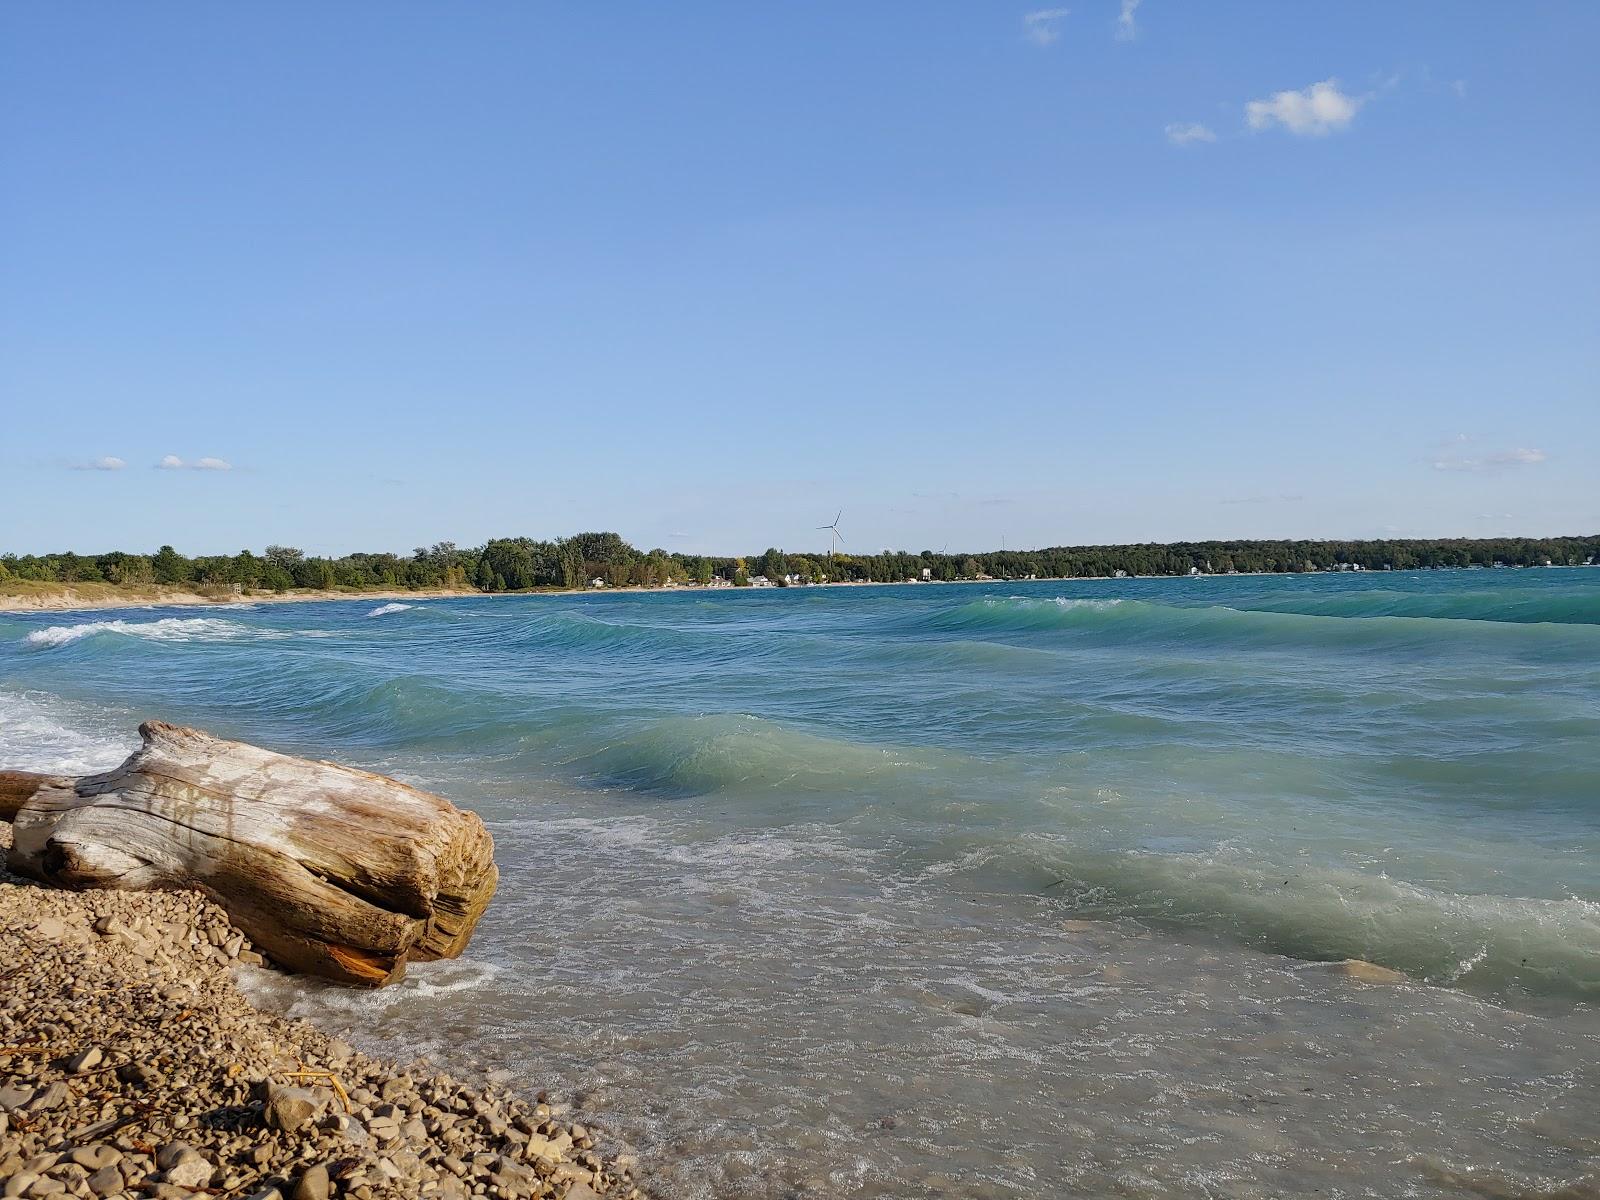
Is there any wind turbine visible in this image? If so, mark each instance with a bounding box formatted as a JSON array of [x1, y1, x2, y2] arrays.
[[817, 510, 844, 559]]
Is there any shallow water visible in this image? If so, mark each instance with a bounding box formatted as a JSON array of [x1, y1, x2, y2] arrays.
[[3, 570, 1598, 1196]]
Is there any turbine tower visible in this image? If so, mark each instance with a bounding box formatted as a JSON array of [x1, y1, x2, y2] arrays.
[[817, 509, 844, 559]]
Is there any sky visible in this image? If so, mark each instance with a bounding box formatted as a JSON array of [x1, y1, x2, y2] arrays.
[[3, 2, 1597, 557]]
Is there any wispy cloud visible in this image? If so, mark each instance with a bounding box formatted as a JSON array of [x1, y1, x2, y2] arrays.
[[1023, 7, 1069, 46], [1432, 446, 1548, 472], [1245, 78, 1365, 136], [1165, 122, 1216, 146], [1221, 493, 1305, 506], [1451, 78, 1468, 99], [157, 455, 234, 471], [71, 455, 126, 471], [1115, 0, 1141, 40]]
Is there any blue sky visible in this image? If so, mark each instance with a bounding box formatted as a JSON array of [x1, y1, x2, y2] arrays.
[[3, 2, 1596, 557]]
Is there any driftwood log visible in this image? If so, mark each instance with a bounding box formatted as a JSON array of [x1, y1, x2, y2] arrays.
[[4, 721, 497, 986]]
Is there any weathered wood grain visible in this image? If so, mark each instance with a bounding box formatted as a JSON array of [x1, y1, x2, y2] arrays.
[[5, 721, 497, 985]]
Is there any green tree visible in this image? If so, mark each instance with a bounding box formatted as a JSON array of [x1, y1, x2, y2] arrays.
[[261, 563, 294, 592], [152, 545, 190, 584], [758, 547, 787, 580]]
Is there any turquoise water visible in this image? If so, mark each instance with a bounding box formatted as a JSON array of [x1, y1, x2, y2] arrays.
[[4, 570, 1599, 1196]]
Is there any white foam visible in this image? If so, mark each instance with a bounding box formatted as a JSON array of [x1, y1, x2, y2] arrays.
[[367, 603, 416, 618], [239, 956, 504, 1023], [23, 617, 251, 648], [0, 689, 135, 774]]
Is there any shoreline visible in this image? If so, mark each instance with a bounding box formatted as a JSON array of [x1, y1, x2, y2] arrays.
[[0, 586, 481, 615], [0, 823, 645, 1200], [3, 564, 1550, 617]]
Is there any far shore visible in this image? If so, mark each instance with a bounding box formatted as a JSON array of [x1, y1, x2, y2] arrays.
[[5, 562, 1583, 617], [2, 574, 1140, 616], [0, 583, 482, 615]]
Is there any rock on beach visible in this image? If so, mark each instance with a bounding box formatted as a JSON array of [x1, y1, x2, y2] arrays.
[[0, 825, 645, 1200]]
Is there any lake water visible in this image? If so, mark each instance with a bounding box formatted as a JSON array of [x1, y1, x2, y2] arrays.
[[3, 569, 1597, 1197]]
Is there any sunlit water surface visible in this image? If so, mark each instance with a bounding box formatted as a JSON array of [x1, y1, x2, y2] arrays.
[[3, 570, 1597, 1197]]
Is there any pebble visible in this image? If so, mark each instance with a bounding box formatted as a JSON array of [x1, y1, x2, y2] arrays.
[[67, 1146, 119, 1171], [0, 822, 648, 1200], [64, 1046, 103, 1073], [264, 1083, 322, 1132], [163, 1156, 214, 1189], [292, 1161, 331, 1200]]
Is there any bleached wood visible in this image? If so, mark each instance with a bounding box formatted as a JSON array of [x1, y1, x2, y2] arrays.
[[6, 721, 497, 986], [0, 770, 65, 823]]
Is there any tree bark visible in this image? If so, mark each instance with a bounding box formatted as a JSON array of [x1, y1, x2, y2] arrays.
[[5, 721, 497, 986]]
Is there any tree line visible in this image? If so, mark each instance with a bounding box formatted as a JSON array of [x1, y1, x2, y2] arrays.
[[4, 534, 1596, 595]]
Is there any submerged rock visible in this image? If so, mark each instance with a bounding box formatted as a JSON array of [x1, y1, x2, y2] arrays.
[[1318, 959, 1408, 984]]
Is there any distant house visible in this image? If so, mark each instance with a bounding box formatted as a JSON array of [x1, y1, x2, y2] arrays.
[[589, 577, 606, 588], [921, 567, 932, 580], [1188, 566, 1202, 576], [750, 575, 774, 587]]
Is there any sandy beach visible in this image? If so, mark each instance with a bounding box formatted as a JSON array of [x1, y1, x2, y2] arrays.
[[0, 585, 482, 616]]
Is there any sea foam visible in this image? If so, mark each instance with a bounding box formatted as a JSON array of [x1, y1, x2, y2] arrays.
[[0, 689, 135, 774], [24, 616, 253, 648]]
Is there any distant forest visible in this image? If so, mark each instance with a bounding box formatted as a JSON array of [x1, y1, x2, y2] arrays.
[[5, 533, 1598, 594]]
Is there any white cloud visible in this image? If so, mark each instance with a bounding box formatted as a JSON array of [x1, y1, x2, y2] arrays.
[[71, 455, 126, 471], [157, 454, 234, 471], [1116, 0, 1141, 40], [1451, 79, 1468, 99], [1432, 446, 1548, 472], [1489, 448, 1546, 466], [1165, 122, 1216, 145], [1023, 7, 1069, 46], [1245, 78, 1365, 136]]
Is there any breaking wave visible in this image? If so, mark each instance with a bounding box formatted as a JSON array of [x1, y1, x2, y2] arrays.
[[23, 616, 255, 648]]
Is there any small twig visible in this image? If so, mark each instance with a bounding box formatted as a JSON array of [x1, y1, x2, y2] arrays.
[[63, 1100, 154, 1143], [218, 1169, 268, 1198]]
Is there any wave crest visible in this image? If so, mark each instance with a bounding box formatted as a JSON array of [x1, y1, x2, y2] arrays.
[[24, 617, 253, 648]]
